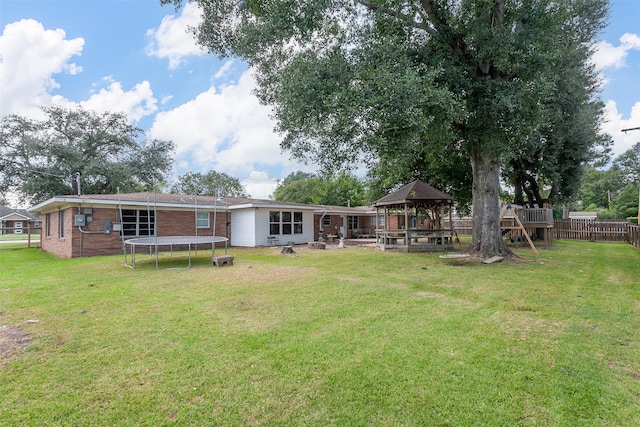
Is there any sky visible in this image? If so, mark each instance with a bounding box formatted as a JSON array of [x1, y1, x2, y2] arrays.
[[1, 0, 639, 202]]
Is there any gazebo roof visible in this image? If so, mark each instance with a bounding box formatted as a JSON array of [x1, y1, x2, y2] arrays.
[[372, 180, 455, 208]]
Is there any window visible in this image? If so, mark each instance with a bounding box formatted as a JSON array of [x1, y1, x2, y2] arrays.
[[14, 221, 23, 234], [58, 210, 65, 238], [348, 216, 359, 230], [196, 212, 209, 228], [269, 211, 280, 235], [45, 213, 51, 237], [294, 212, 303, 234], [322, 215, 331, 227], [282, 211, 292, 235], [269, 211, 303, 235], [377, 216, 385, 227], [121, 209, 155, 237]]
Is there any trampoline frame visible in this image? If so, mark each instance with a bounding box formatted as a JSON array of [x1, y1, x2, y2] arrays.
[[124, 235, 229, 269]]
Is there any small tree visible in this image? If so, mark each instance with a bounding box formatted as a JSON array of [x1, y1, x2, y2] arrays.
[[170, 171, 249, 198], [274, 171, 367, 206]]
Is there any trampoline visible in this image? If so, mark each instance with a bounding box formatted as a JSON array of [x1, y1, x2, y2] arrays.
[[124, 236, 229, 269]]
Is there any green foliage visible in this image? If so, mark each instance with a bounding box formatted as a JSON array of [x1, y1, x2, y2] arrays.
[[614, 183, 639, 218], [574, 143, 640, 218], [613, 142, 640, 185], [273, 170, 368, 206], [502, 33, 612, 207], [170, 170, 249, 197], [576, 166, 624, 211], [0, 106, 174, 205], [313, 173, 368, 206], [273, 171, 318, 204]]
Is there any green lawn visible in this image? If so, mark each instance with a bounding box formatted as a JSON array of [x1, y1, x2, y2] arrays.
[[1, 241, 639, 426]]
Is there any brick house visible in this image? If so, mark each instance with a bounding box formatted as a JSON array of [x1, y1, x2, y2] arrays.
[[28, 193, 378, 258], [0, 207, 41, 235]]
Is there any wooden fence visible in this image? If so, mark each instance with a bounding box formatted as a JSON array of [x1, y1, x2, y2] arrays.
[[0, 225, 41, 248], [629, 224, 640, 249], [554, 219, 629, 242]]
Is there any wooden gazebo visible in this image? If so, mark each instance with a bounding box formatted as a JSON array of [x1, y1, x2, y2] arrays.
[[373, 180, 456, 252]]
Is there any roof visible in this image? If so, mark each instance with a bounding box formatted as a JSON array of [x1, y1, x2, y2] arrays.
[[372, 180, 455, 208], [568, 211, 598, 219], [28, 193, 228, 213], [0, 207, 37, 220], [28, 193, 375, 215]]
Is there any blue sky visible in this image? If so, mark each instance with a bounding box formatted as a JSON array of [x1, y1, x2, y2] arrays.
[[1, 0, 639, 201]]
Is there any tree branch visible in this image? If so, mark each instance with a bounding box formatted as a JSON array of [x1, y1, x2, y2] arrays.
[[355, 0, 434, 35]]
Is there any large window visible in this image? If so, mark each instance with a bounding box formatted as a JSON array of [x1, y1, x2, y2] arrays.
[[121, 209, 155, 237], [269, 211, 303, 235], [196, 212, 209, 228]]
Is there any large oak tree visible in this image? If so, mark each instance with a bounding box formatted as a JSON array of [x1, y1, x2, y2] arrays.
[[0, 106, 174, 205], [162, 0, 609, 257]]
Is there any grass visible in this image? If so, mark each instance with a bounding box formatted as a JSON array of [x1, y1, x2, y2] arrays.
[[1, 241, 639, 426], [0, 233, 40, 250]]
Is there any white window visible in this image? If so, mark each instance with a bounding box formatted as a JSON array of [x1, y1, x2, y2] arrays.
[[121, 209, 155, 237], [269, 211, 303, 235], [196, 212, 209, 228], [14, 222, 23, 234]]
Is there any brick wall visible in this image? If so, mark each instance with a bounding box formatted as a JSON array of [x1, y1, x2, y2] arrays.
[[40, 207, 230, 258], [40, 208, 74, 258]]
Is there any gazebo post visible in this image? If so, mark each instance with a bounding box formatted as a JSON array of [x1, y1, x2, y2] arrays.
[[404, 202, 410, 250]]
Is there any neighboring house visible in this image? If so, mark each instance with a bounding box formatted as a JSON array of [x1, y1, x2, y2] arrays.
[[27, 193, 378, 258], [0, 207, 41, 235], [568, 211, 598, 220]]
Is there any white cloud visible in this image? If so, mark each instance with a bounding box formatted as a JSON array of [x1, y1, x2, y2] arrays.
[[149, 69, 315, 198], [0, 19, 84, 118], [242, 171, 279, 199], [592, 32, 640, 71], [145, 2, 205, 69], [602, 100, 640, 159], [44, 79, 158, 124], [150, 70, 281, 167], [81, 81, 157, 122], [214, 59, 236, 79]]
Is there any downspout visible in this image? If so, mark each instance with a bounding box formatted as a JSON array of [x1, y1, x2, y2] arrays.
[[318, 210, 327, 232]]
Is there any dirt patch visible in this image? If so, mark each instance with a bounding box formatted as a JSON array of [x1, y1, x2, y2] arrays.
[[0, 325, 33, 367]]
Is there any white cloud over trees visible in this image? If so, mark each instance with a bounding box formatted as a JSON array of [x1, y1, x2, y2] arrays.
[[0, 19, 83, 118]]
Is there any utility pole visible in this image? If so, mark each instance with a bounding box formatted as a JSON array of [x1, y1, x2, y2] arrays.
[[622, 127, 640, 223]]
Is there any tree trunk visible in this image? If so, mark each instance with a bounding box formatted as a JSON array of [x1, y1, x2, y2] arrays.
[[469, 152, 513, 258]]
